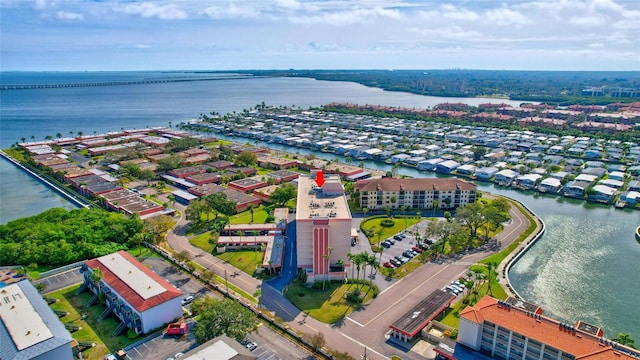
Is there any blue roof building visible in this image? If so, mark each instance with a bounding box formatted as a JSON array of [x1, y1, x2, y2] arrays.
[[0, 281, 73, 360]]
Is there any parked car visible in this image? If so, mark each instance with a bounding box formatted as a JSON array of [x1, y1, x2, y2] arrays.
[[245, 341, 258, 351], [390, 258, 402, 266], [181, 295, 194, 306], [387, 238, 396, 245], [411, 246, 423, 253], [383, 261, 395, 269], [403, 250, 415, 258], [418, 243, 430, 251], [445, 286, 461, 295], [399, 233, 407, 239], [401, 256, 412, 263], [381, 241, 391, 248], [393, 235, 403, 241]]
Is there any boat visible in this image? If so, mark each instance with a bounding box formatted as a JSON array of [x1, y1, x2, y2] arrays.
[[636, 226, 640, 243]]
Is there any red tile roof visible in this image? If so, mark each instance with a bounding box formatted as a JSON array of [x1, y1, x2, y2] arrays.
[[355, 178, 476, 192], [85, 250, 181, 313], [460, 296, 638, 359]]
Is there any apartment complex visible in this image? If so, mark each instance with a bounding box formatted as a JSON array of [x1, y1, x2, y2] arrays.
[[355, 178, 477, 210], [458, 296, 640, 360], [295, 173, 351, 283], [0, 281, 74, 360], [81, 251, 183, 335]]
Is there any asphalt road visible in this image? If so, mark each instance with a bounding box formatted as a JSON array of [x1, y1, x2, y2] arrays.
[[163, 194, 532, 360]]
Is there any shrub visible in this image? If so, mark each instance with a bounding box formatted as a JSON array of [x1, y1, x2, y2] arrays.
[[380, 219, 395, 227]]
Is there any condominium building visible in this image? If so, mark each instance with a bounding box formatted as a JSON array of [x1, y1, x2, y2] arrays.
[[0, 281, 74, 360], [354, 178, 477, 210], [295, 173, 351, 283], [81, 250, 183, 335], [458, 296, 640, 360]]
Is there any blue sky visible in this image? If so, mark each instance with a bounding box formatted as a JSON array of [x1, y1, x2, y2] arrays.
[[1, 0, 639, 71]]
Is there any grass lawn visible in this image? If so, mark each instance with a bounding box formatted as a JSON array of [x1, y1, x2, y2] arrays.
[[189, 231, 216, 253], [47, 284, 139, 360], [284, 282, 376, 324], [360, 216, 422, 245], [229, 206, 269, 224], [217, 250, 263, 276], [441, 281, 507, 329], [127, 246, 161, 259]]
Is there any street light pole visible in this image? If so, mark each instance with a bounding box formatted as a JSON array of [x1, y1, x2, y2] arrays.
[[224, 269, 228, 295]]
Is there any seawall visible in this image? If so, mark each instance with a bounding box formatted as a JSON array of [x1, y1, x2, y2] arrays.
[[0, 150, 90, 209]]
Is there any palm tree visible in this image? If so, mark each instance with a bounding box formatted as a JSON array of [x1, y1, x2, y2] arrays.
[[322, 247, 333, 290], [20, 137, 26, 144], [347, 252, 356, 280], [354, 253, 366, 289], [365, 253, 379, 287], [485, 261, 498, 296], [375, 227, 385, 246], [56, 132, 62, 139], [248, 204, 256, 223], [90, 268, 103, 298]]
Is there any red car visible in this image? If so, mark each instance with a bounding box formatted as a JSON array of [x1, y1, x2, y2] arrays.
[[383, 261, 396, 269], [411, 246, 424, 253]]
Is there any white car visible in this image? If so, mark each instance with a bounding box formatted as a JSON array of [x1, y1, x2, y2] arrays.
[[245, 341, 257, 351], [181, 295, 194, 306]]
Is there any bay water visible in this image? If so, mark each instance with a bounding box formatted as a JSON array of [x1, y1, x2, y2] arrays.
[[0, 72, 638, 340]]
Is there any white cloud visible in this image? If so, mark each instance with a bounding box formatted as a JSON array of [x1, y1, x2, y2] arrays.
[[408, 25, 481, 40], [588, 42, 604, 48], [290, 6, 401, 26], [438, 4, 479, 21], [55, 10, 83, 21], [202, 3, 260, 19], [116, 2, 187, 20], [135, 44, 152, 49], [569, 15, 606, 26], [484, 8, 530, 27]]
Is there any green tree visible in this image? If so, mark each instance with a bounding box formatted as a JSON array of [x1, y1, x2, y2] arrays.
[[205, 192, 237, 220], [236, 151, 258, 166], [613, 333, 636, 348], [157, 155, 184, 172], [142, 215, 174, 244], [139, 169, 156, 185], [455, 202, 486, 239], [192, 297, 258, 343], [270, 183, 297, 207], [472, 146, 487, 161], [90, 267, 103, 297]]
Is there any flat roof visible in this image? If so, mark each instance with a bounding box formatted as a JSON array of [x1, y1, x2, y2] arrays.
[[0, 283, 54, 350], [97, 252, 165, 299], [389, 289, 456, 337], [295, 175, 351, 220]]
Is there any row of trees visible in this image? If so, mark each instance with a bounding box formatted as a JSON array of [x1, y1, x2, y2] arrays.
[[185, 192, 237, 232], [0, 208, 143, 266], [423, 198, 511, 256], [346, 251, 379, 288]]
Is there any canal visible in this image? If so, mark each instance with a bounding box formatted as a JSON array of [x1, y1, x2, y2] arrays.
[[216, 132, 640, 340]]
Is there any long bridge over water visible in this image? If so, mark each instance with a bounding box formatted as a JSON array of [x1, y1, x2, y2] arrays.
[[0, 75, 263, 90]]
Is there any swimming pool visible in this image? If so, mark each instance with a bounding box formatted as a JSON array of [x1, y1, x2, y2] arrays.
[[0, 281, 6, 288]]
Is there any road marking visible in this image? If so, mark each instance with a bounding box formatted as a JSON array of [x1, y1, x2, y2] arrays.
[[345, 317, 364, 327], [336, 330, 387, 360], [360, 265, 451, 327]]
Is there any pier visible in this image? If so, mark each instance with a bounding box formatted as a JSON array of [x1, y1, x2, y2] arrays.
[[0, 150, 93, 209], [0, 75, 263, 91]]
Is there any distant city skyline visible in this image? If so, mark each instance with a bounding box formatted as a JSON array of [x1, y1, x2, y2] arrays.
[[1, 0, 639, 71]]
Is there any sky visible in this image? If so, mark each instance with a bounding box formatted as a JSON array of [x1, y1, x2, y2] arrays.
[[1, 0, 639, 71]]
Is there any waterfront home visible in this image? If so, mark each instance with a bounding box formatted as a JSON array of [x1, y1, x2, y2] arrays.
[[456, 164, 477, 176], [404, 156, 426, 167], [475, 167, 499, 181], [628, 180, 640, 192], [598, 178, 624, 189], [548, 171, 569, 181], [417, 158, 443, 171], [390, 153, 411, 164], [590, 185, 617, 203], [538, 177, 563, 193], [564, 180, 591, 198], [575, 173, 598, 183], [620, 191, 640, 206], [435, 160, 461, 174], [608, 171, 626, 181], [494, 169, 519, 185], [516, 174, 543, 190]]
